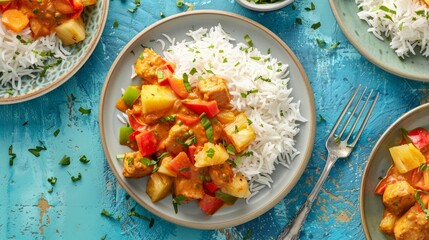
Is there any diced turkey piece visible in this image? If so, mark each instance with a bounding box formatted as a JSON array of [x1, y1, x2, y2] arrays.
[[393, 203, 429, 240], [135, 48, 166, 83], [382, 181, 416, 216], [122, 151, 153, 178]]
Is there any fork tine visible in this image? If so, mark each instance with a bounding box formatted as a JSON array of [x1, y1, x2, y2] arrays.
[[337, 87, 367, 138], [328, 85, 361, 139], [344, 89, 373, 143], [349, 91, 379, 146]]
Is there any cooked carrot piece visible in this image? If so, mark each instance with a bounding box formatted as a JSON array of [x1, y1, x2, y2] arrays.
[[1, 9, 29, 33]]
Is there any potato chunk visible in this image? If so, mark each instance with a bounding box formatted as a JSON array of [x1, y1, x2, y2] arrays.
[[382, 181, 416, 215], [122, 151, 153, 178], [146, 172, 173, 202], [140, 85, 177, 114]]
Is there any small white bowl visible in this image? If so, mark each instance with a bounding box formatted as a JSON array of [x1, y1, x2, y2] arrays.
[[236, 0, 294, 12]]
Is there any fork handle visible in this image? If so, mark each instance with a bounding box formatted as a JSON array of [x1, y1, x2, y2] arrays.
[[278, 154, 338, 240]]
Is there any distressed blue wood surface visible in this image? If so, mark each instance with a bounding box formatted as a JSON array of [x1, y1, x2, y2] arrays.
[[1, 0, 429, 239]]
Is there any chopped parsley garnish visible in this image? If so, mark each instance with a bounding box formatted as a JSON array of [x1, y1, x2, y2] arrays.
[[48, 177, 57, 185], [319, 114, 326, 122], [419, 164, 429, 172], [179, 167, 190, 172], [157, 152, 170, 161], [226, 159, 237, 168], [53, 129, 60, 137], [28, 141, 47, 157], [414, 190, 429, 219], [380, 5, 396, 14], [78, 107, 91, 115], [296, 18, 302, 25], [113, 20, 119, 28], [80, 155, 90, 164], [240, 89, 258, 98], [116, 154, 125, 161], [226, 144, 236, 155], [172, 195, 186, 214], [101, 209, 112, 218], [244, 34, 253, 47], [240, 151, 254, 157], [140, 157, 157, 166], [159, 115, 176, 123], [182, 73, 192, 92], [71, 173, 82, 182], [8, 145, 16, 166], [189, 68, 197, 75], [200, 114, 214, 142], [176, 0, 184, 7], [59, 155, 71, 166], [128, 207, 155, 228], [311, 22, 321, 30], [160, 12, 165, 18], [206, 148, 215, 158], [304, 2, 316, 11]]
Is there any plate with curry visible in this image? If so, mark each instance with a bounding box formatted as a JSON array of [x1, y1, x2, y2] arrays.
[[0, 0, 109, 104], [361, 103, 429, 239], [99, 10, 315, 229]]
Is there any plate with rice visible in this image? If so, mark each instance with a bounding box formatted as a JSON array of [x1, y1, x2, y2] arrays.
[[99, 10, 315, 229], [329, 0, 429, 81], [0, 0, 109, 104]]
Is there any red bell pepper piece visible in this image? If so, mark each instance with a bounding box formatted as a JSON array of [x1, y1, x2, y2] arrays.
[[168, 152, 193, 178], [182, 100, 219, 118], [127, 113, 145, 130], [204, 182, 220, 195], [407, 127, 429, 150], [135, 131, 158, 156], [157, 63, 175, 86], [69, 0, 83, 18], [198, 194, 224, 215], [176, 114, 200, 126], [168, 77, 189, 99], [0, 2, 15, 13], [187, 145, 201, 164]]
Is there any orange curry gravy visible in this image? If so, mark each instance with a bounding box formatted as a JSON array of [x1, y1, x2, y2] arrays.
[[9, 0, 81, 38]]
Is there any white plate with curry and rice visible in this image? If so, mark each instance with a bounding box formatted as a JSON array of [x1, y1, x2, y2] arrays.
[[0, 0, 108, 104], [99, 10, 315, 229]]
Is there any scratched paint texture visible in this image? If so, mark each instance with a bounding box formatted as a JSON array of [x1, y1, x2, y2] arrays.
[[1, 0, 429, 239]]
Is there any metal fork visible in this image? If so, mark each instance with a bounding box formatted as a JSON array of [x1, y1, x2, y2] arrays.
[[278, 85, 379, 240]]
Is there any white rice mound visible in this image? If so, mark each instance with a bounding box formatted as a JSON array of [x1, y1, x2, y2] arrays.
[[0, 19, 69, 95], [356, 0, 429, 58], [162, 25, 306, 201]]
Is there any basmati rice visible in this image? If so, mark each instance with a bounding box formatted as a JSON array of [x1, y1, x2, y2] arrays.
[[356, 0, 429, 58], [161, 25, 305, 200], [0, 19, 69, 96]]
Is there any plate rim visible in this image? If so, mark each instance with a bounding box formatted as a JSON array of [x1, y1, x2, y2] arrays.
[[329, 0, 429, 82], [359, 102, 429, 239], [99, 9, 316, 229], [0, 1, 110, 105]]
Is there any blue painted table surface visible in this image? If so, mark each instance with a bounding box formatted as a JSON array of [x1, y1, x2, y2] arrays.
[[2, 0, 429, 239]]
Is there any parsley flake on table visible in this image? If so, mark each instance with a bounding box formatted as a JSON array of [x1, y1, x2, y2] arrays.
[[311, 22, 321, 30], [59, 155, 71, 166], [296, 18, 302, 25], [28, 141, 47, 157], [48, 177, 57, 185], [113, 20, 119, 28], [305, 2, 316, 11], [71, 173, 82, 182], [78, 107, 91, 115], [8, 145, 16, 166], [80, 155, 90, 164], [53, 129, 60, 137], [128, 207, 155, 228]]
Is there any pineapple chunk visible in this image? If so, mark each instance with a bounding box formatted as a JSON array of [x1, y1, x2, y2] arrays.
[[224, 113, 256, 153], [379, 210, 398, 235], [389, 143, 426, 174], [55, 17, 85, 46], [220, 173, 250, 198], [140, 85, 177, 114], [146, 172, 173, 202], [157, 156, 177, 177], [194, 142, 229, 168]]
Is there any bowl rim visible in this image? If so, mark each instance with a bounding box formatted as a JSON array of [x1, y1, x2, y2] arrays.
[[0, 1, 109, 105], [235, 0, 294, 12], [359, 102, 429, 239], [328, 0, 429, 82], [99, 9, 316, 229]]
